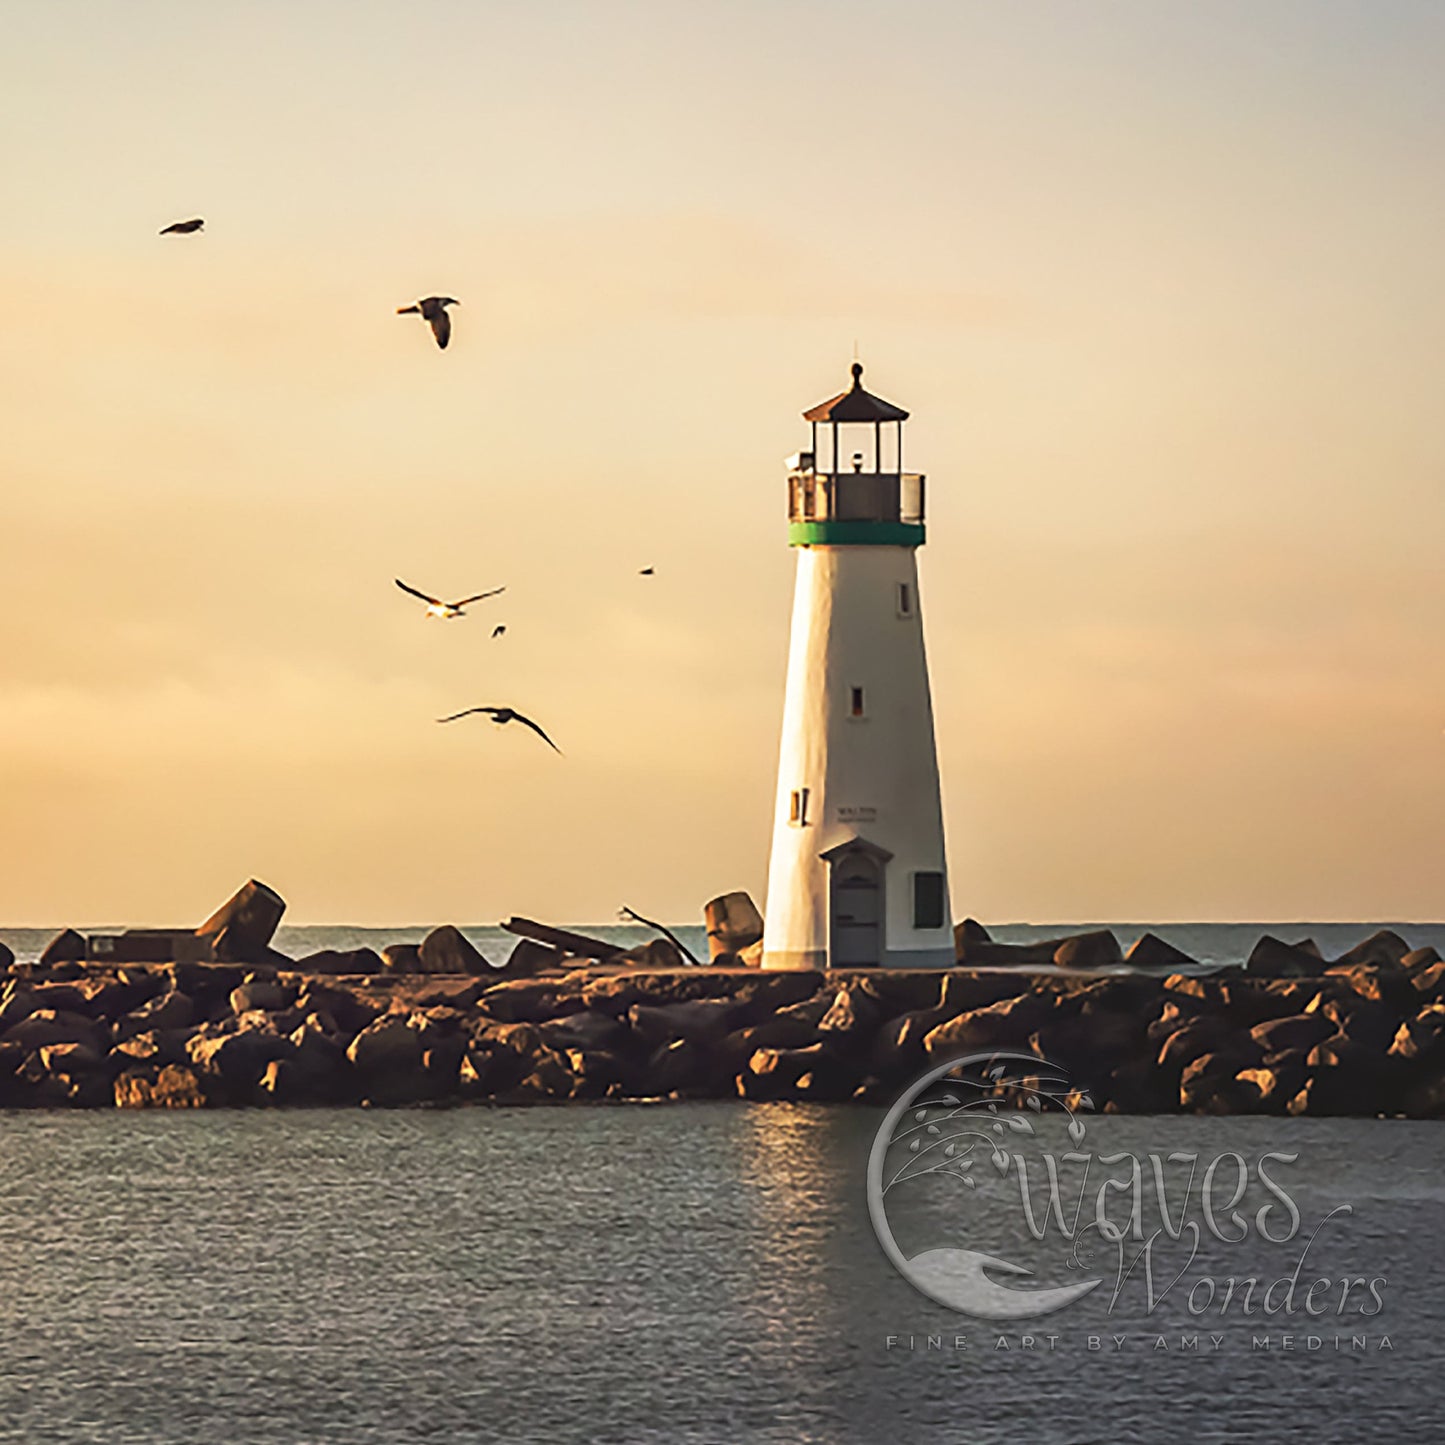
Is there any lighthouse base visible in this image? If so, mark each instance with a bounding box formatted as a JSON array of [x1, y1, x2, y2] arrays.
[[761, 944, 956, 972]]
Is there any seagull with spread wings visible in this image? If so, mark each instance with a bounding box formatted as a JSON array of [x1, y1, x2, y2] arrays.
[[437, 707, 562, 753], [397, 296, 459, 349], [394, 578, 504, 619], [160, 218, 204, 234]]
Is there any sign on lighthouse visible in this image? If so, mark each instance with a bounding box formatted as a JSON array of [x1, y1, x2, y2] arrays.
[[761, 363, 953, 970]]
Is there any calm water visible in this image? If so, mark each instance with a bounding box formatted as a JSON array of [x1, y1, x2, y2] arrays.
[[0, 1107, 1440, 1443], [5, 920, 1445, 969]]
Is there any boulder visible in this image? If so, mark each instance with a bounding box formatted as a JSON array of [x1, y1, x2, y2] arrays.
[[115, 990, 196, 1042], [188, 1029, 293, 1096], [294, 984, 380, 1038], [419, 925, 491, 976], [479, 979, 585, 1024], [1032, 1006, 1143, 1073], [420, 1030, 467, 1087], [299, 947, 385, 976], [230, 977, 294, 1015], [111, 1029, 192, 1069], [614, 938, 688, 971], [937, 972, 1032, 1013], [1234, 1060, 1308, 1113], [720, 1016, 830, 1073], [1247, 936, 1325, 978], [1053, 931, 1123, 970], [1303, 993, 1396, 1052], [645, 1037, 720, 1096], [164, 962, 249, 1015], [952, 919, 992, 957], [1249, 1014, 1336, 1057], [1216, 980, 1296, 1026], [1102, 1056, 1177, 1113], [512, 1049, 581, 1100], [455, 1048, 502, 1100], [78, 975, 164, 1021], [195, 879, 286, 963], [1146, 999, 1201, 1049], [922, 993, 1053, 1057], [845, 971, 946, 1016], [1179, 1053, 1254, 1112], [539, 1011, 631, 1054], [1124, 933, 1199, 972], [347, 1015, 425, 1076], [1324, 965, 1415, 1007], [1403, 947, 1442, 973], [0, 984, 42, 1031], [0, 940, 12, 972], [2, 1009, 105, 1053], [740, 1043, 855, 1101], [379, 943, 423, 973], [1157, 1016, 1244, 1073], [38, 1041, 113, 1077], [114, 1064, 207, 1109], [1292, 1042, 1392, 1116], [38, 929, 86, 966], [704, 892, 764, 960], [738, 940, 764, 968], [817, 985, 881, 1041], [869, 1008, 950, 1081], [500, 939, 566, 976], [547, 1046, 619, 1097], [628, 998, 746, 1049], [1389, 1008, 1445, 1065], [954, 939, 1058, 969], [1330, 930, 1411, 971]]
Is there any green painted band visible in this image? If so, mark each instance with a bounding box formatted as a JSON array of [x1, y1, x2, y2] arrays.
[[788, 521, 926, 547]]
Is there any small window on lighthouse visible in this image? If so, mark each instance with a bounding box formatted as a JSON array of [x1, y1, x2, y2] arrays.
[[789, 788, 810, 826], [913, 872, 945, 930], [849, 686, 866, 718], [897, 582, 913, 617]]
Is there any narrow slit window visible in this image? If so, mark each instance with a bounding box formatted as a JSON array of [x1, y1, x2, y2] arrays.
[[850, 687, 865, 718], [897, 582, 913, 616], [789, 787, 810, 826], [913, 872, 945, 930]]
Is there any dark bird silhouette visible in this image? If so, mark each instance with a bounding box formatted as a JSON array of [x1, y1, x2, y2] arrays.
[[639, 567, 655, 576], [491, 625, 506, 639], [397, 296, 459, 349], [394, 578, 503, 619], [160, 218, 204, 235], [437, 706, 561, 753]]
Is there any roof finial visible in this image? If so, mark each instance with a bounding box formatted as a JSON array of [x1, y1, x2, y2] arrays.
[[850, 360, 864, 387]]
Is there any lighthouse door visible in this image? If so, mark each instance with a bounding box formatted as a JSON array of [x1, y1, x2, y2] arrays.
[[830, 852, 882, 966]]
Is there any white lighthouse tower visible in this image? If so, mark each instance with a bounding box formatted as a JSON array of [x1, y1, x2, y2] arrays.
[[761, 363, 952, 970]]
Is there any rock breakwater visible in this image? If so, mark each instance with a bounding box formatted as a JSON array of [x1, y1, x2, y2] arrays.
[[0, 941, 1442, 1115]]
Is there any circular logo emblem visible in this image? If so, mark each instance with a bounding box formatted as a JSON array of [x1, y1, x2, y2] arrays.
[[866, 1051, 1105, 1319]]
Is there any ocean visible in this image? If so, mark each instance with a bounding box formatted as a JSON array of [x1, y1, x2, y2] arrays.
[[0, 1107, 1439, 1443], [5, 920, 1445, 970]]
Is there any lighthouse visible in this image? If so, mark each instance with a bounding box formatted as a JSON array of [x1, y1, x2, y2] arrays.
[[761, 363, 953, 970]]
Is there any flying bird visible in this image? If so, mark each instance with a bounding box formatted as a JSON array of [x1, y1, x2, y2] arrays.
[[491, 625, 506, 639], [397, 296, 459, 349], [437, 706, 562, 753], [160, 218, 204, 235], [639, 567, 655, 576], [394, 578, 504, 619]]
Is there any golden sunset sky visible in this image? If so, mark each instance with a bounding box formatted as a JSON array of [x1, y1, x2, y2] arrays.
[[2, 1, 1442, 926]]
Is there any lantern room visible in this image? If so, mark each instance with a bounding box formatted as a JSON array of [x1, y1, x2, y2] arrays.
[[787, 362, 927, 547]]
